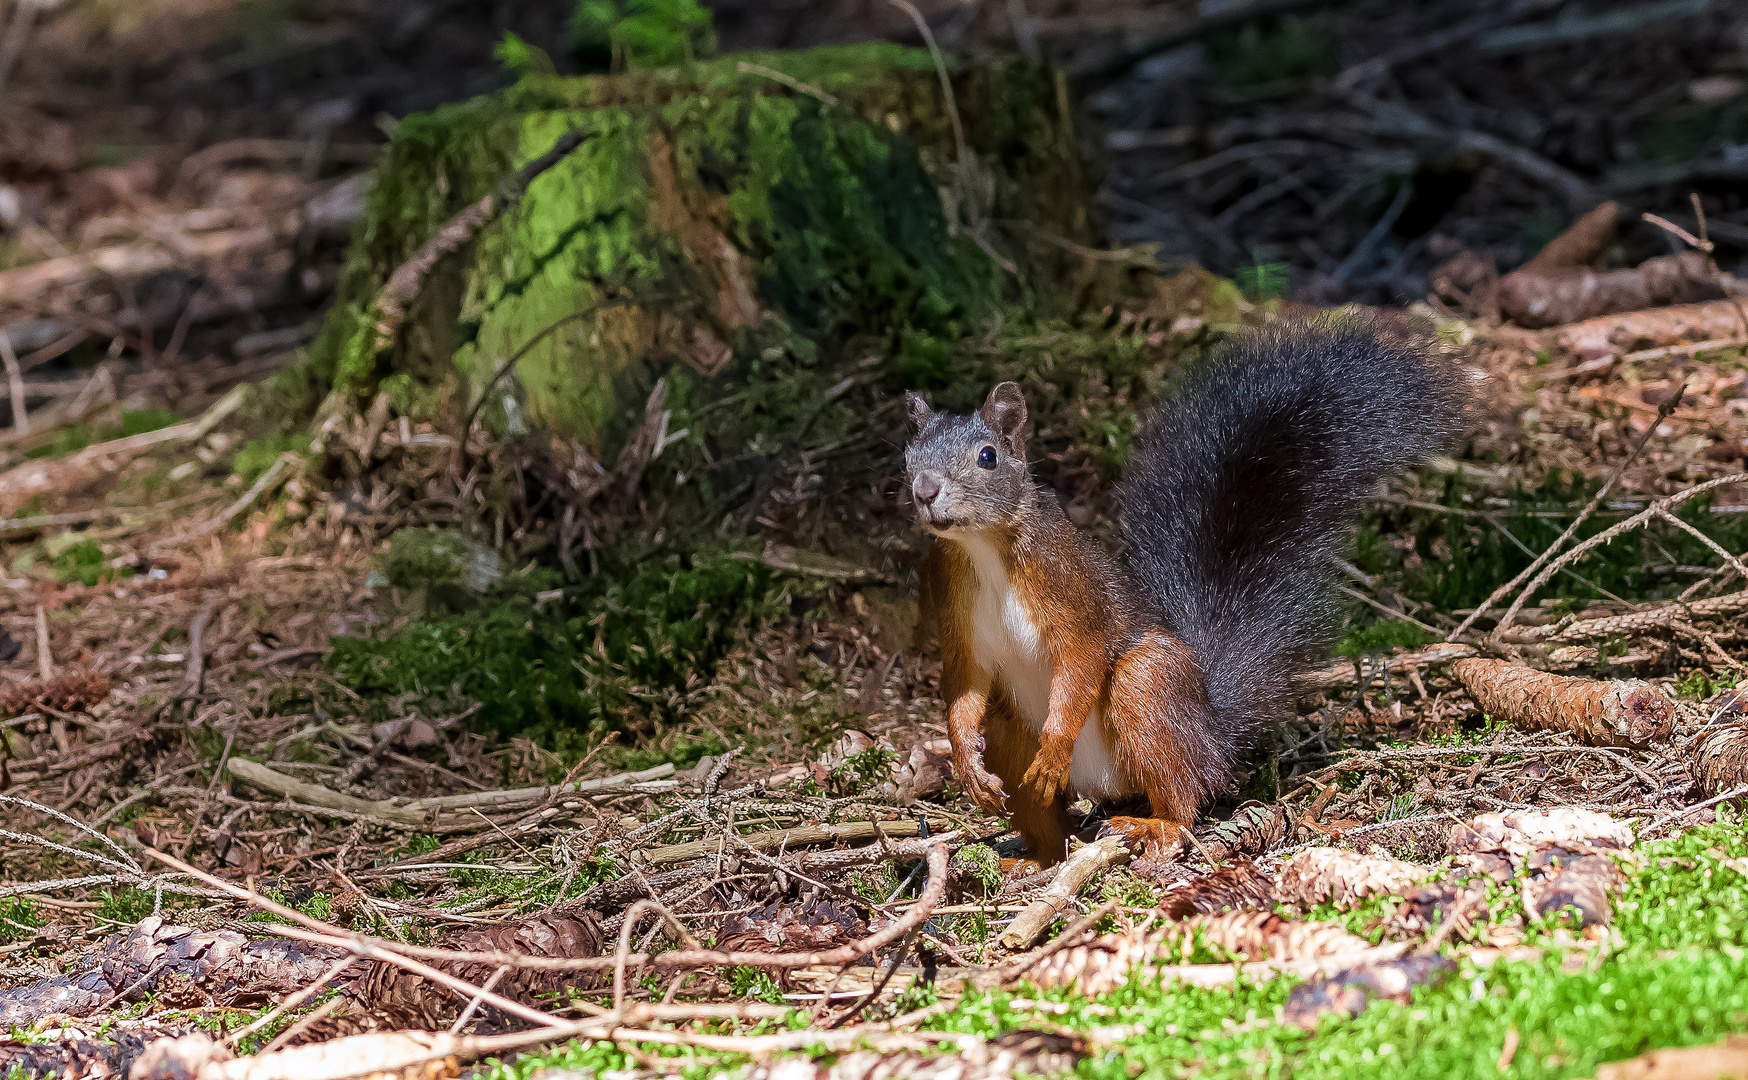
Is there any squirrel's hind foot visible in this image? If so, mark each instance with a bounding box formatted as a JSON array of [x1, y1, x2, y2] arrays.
[[1098, 815, 1192, 861]]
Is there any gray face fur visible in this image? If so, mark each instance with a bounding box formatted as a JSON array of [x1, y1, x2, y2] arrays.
[[903, 382, 1031, 535]]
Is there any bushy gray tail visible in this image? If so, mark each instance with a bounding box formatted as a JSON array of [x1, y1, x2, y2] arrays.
[[1119, 315, 1470, 748]]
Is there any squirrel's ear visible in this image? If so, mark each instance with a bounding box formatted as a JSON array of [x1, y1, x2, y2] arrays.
[[904, 392, 934, 439], [981, 382, 1028, 454]]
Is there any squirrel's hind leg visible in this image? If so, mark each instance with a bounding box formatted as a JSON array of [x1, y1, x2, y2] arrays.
[[981, 692, 1074, 865], [1097, 634, 1223, 860]]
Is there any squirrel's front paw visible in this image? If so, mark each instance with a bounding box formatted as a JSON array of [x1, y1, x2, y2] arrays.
[[954, 755, 1008, 814], [1020, 740, 1073, 803]]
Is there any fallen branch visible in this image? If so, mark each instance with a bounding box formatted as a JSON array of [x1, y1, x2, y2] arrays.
[[633, 818, 943, 868], [0, 383, 249, 515], [1557, 298, 1748, 359], [1497, 252, 1733, 329], [225, 758, 429, 827], [1299, 643, 1477, 693], [1594, 1035, 1748, 1080], [1451, 659, 1674, 748], [402, 763, 677, 813], [999, 835, 1130, 950]]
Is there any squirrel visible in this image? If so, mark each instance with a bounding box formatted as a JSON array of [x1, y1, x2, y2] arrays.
[[905, 315, 1471, 863]]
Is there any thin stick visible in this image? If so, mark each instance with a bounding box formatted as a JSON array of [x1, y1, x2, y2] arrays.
[[186, 595, 220, 692], [448, 964, 510, 1034], [227, 955, 357, 1047], [0, 331, 26, 438], [33, 605, 50, 681], [259, 995, 347, 1054]]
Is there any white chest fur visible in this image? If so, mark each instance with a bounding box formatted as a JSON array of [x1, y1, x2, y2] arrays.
[[953, 535, 1130, 797]]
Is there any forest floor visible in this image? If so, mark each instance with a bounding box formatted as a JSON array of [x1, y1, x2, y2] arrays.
[[2, 1, 1748, 1079]]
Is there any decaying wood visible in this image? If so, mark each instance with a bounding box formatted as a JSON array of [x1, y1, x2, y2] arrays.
[[999, 835, 1131, 950], [1555, 297, 1748, 358], [1594, 1035, 1748, 1080], [1276, 847, 1434, 910], [1451, 658, 1674, 747], [1496, 252, 1733, 329]]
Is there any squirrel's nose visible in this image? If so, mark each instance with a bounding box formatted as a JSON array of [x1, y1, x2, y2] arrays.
[[912, 473, 943, 505]]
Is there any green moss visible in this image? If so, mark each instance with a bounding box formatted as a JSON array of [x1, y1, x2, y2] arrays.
[[232, 432, 311, 482], [328, 549, 783, 750], [1336, 619, 1435, 658], [572, 0, 715, 70], [50, 537, 130, 587], [0, 898, 43, 942]]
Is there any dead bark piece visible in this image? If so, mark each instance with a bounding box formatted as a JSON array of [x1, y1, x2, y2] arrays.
[[1196, 800, 1296, 862], [999, 835, 1131, 950], [1282, 954, 1456, 1030], [1555, 298, 1748, 359], [1693, 723, 1748, 795], [1595, 1035, 1748, 1080], [746, 1030, 1087, 1080], [1520, 201, 1619, 272], [1159, 860, 1277, 919], [349, 913, 605, 1033], [1451, 658, 1674, 747], [0, 915, 347, 1029], [1276, 847, 1434, 910], [1496, 252, 1731, 329], [1027, 912, 1371, 996], [0, 668, 108, 716]]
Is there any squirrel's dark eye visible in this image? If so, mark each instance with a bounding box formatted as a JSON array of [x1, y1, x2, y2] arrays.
[[977, 445, 998, 469]]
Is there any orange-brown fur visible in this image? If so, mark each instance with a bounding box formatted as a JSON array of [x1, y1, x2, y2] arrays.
[[919, 492, 1211, 864]]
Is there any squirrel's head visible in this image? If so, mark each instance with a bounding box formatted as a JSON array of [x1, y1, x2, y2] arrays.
[[902, 382, 1031, 536]]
